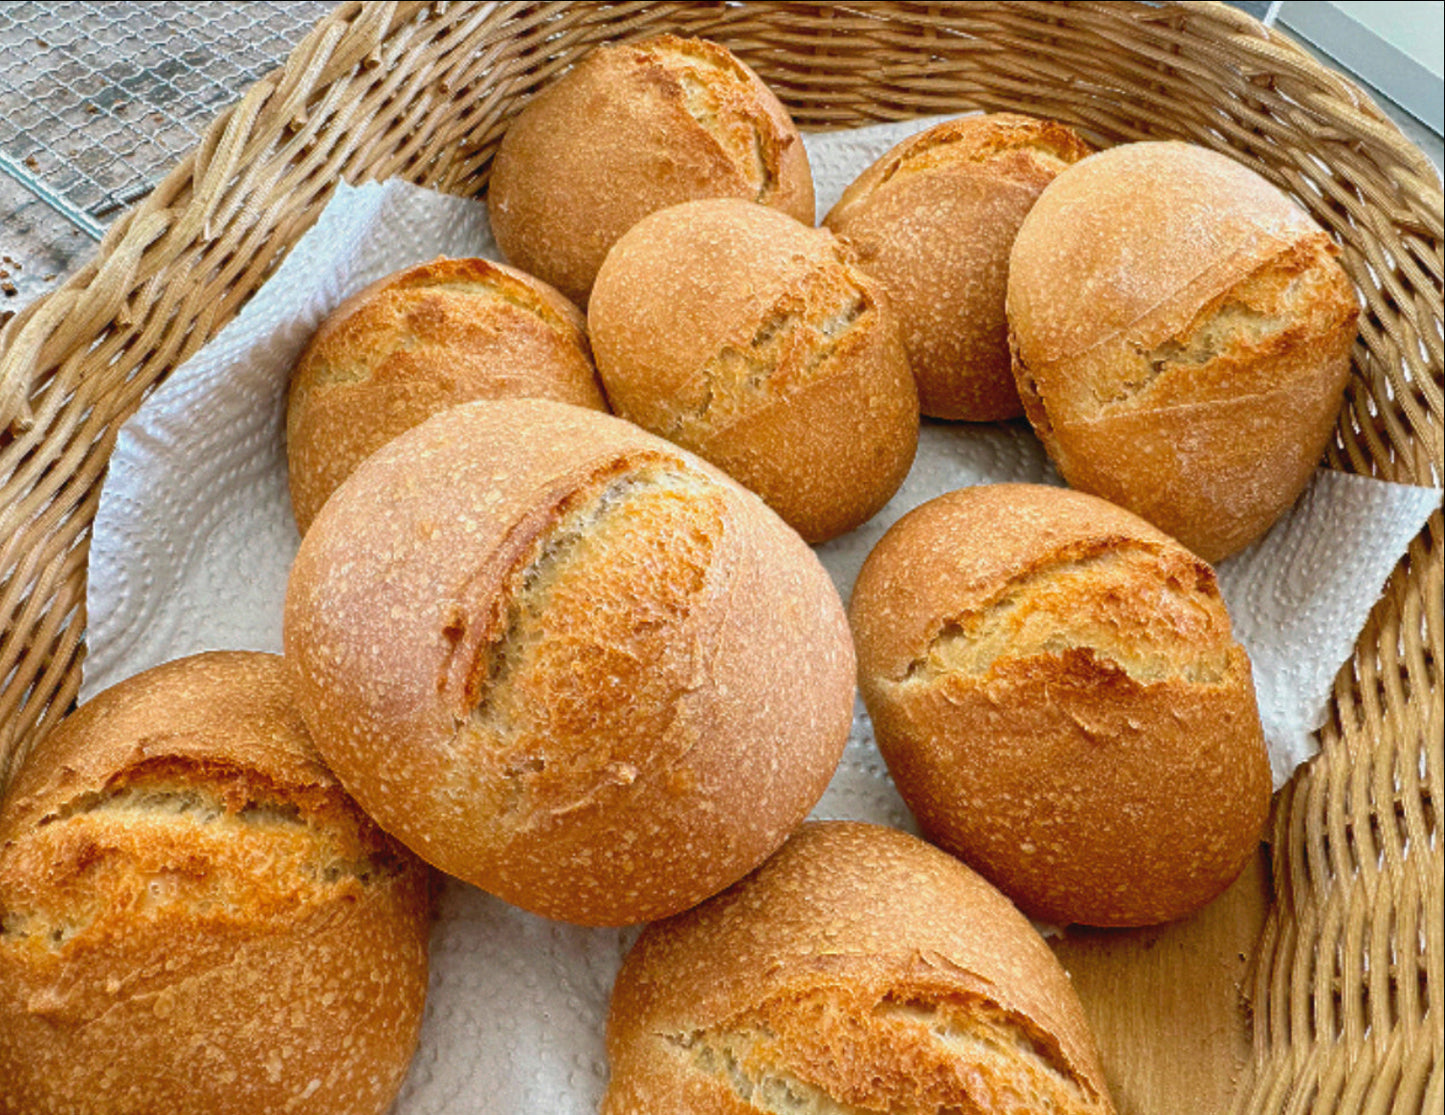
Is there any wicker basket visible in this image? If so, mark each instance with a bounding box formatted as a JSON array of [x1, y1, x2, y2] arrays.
[[0, 2, 1439, 1110]]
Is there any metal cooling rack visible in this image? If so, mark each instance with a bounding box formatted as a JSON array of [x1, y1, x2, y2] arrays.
[[0, 0, 334, 241]]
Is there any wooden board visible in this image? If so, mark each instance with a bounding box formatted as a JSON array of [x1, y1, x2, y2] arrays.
[[1051, 848, 1273, 1113]]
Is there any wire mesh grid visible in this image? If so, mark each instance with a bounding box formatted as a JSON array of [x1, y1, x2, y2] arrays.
[[0, 0, 334, 237]]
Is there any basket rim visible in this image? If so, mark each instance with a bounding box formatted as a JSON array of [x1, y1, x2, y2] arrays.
[[1, 0, 1442, 398]]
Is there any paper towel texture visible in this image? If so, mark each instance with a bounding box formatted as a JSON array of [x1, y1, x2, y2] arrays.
[[83, 120, 1440, 1113]]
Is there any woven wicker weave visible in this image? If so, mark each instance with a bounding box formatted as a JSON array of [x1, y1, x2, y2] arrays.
[[0, 2, 1439, 1110]]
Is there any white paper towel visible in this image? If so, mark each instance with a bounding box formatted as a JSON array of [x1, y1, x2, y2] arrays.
[[84, 121, 1441, 1113]]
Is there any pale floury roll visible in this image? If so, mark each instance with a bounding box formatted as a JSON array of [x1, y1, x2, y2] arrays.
[[849, 484, 1271, 928], [488, 34, 815, 305], [286, 256, 605, 534], [284, 399, 855, 927], [589, 198, 919, 543], [604, 822, 1116, 1114], [1007, 141, 1359, 562], [0, 652, 433, 1115], [825, 113, 1092, 420]]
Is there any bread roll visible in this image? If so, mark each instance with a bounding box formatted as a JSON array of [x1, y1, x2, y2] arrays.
[[284, 398, 854, 927], [286, 256, 604, 534], [604, 821, 1115, 1114], [488, 34, 814, 305], [0, 652, 432, 1115], [1007, 140, 1359, 561], [589, 198, 918, 543], [825, 113, 1092, 420], [849, 483, 1270, 927]]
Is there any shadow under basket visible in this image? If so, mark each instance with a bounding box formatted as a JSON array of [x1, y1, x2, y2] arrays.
[[0, 3, 1439, 1112]]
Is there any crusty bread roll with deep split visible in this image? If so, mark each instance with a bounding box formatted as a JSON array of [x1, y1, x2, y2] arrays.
[[284, 399, 855, 927], [1008, 141, 1359, 562], [825, 112, 1092, 421], [286, 256, 604, 534], [850, 483, 1271, 928], [604, 821, 1116, 1115], [0, 652, 433, 1115], [488, 34, 815, 305], [589, 198, 919, 543]]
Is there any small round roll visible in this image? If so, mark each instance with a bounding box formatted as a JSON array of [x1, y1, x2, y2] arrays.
[[604, 821, 1115, 1115], [286, 256, 604, 534], [825, 113, 1092, 420], [589, 198, 919, 543], [849, 483, 1271, 927], [1007, 141, 1359, 562], [488, 34, 814, 305], [284, 399, 855, 927], [0, 652, 433, 1115]]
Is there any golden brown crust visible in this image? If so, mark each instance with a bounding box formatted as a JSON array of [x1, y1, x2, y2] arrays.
[[489, 34, 815, 305], [285, 255, 605, 534], [0, 652, 433, 1115], [283, 399, 855, 926], [825, 113, 1092, 421], [1007, 141, 1359, 561], [589, 198, 918, 543], [603, 821, 1115, 1115], [849, 484, 1271, 927]]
